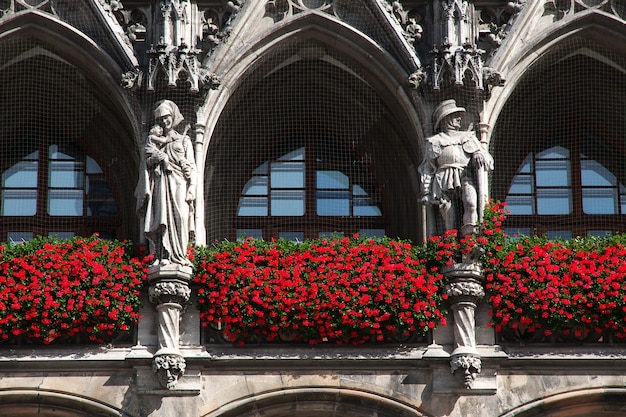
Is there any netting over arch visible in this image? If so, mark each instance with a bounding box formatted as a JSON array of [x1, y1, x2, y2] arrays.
[[204, 38, 423, 243], [490, 36, 626, 238], [0, 34, 139, 243]]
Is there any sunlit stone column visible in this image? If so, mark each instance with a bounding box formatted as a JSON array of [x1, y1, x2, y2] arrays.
[[443, 262, 485, 388], [148, 266, 192, 389]]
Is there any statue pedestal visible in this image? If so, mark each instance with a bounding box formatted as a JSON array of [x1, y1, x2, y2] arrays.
[[442, 262, 485, 389], [147, 264, 193, 391]]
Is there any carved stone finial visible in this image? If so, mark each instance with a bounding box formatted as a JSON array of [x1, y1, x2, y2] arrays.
[[408, 69, 427, 89], [483, 67, 506, 88], [121, 69, 143, 90], [153, 353, 186, 389], [387, 1, 424, 48]]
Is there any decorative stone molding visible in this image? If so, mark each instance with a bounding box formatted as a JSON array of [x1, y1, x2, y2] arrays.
[[442, 262, 485, 388], [419, 0, 508, 91], [149, 280, 192, 306], [450, 354, 482, 388], [384, 1, 423, 49], [145, 40, 220, 92], [483, 66, 506, 90], [444, 280, 485, 300], [152, 353, 187, 390], [0, 0, 55, 18], [430, 43, 485, 90], [115, 1, 245, 92], [477, 1, 526, 53], [121, 68, 143, 90], [265, 0, 334, 22], [408, 69, 427, 88], [544, 0, 626, 21], [147, 264, 193, 390]]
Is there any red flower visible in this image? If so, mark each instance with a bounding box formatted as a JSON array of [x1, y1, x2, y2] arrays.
[[0, 235, 148, 345]]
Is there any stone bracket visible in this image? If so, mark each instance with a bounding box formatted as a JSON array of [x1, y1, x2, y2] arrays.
[[423, 344, 506, 394]]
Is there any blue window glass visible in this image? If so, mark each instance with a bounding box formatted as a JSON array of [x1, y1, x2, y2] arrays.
[[271, 190, 305, 216], [271, 162, 304, 189], [505, 144, 625, 238], [236, 140, 385, 240], [2, 151, 38, 216], [236, 229, 263, 240], [278, 231, 304, 242], [359, 229, 385, 238], [1, 140, 119, 240], [7, 231, 34, 244]]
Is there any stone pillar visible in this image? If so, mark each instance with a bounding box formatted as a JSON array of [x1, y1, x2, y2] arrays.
[[443, 262, 485, 388], [148, 265, 192, 390], [193, 123, 206, 246]]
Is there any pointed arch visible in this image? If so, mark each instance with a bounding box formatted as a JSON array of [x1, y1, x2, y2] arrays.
[[0, 388, 133, 417], [200, 12, 427, 243], [0, 10, 140, 240], [489, 17, 626, 237], [0, 9, 139, 137], [500, 387, 626, 417], [486, 11, 626, 130], [201, 11, 426, 160], [201, 387, 429, 417]]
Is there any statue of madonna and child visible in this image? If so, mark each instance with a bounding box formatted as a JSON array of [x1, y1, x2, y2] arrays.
[[135, 99, 196, 269]]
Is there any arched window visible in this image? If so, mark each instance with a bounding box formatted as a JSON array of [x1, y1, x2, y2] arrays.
[[234, 134, 385, 241], [206, 41, 420, 243], [492, 41, 626, 239], [0, 132, 119, 242], [505, 141, 626, 238]]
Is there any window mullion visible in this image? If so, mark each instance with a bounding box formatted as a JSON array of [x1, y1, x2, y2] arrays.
[[571, 137, 583, 217]]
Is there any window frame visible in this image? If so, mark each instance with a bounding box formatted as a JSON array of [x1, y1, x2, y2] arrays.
[[502, 127, 626, 238], [0, 130, 122, 242], [233, 132, 388, 241]]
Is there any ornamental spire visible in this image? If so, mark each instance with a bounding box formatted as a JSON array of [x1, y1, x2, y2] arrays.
[[118, 0, 246, 93]]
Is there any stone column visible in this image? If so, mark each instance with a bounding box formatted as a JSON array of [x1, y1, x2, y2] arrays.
[[443, 262, 485, 388], [193, 123, 206, 246], [148, 265, 192, 389]]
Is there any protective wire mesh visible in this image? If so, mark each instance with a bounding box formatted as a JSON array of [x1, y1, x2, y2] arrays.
[[491, 37, 626, 238], [0, 32, 138, 243], [205, 39, 420, 243]]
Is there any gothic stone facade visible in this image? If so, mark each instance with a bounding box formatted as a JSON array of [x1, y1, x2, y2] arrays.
[[1, 1, 626, 416]]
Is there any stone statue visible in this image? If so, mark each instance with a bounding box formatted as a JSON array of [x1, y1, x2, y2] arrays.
[[419, 99, 493, 235], [136, 99, 196, 267]]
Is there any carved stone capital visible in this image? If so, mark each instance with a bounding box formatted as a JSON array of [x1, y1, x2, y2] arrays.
[[444, 280, 485, 300], [443, 262, 485, 306], [450, 353, 482, 388], [152, 353, 186, 390], [149, 280, 191, 306]]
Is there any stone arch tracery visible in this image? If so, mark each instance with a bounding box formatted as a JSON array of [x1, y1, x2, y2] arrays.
[[489, 17, 626, 237], [485, 10, 626, 132], [499, 387, 626, 417]]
